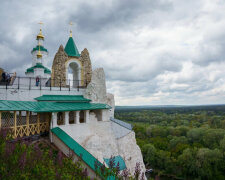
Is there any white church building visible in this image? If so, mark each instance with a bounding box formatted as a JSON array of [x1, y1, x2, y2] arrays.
[[0, 27, 146, 179]]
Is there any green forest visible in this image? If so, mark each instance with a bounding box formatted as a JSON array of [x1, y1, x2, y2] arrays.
[[115, 105, 225, 180]]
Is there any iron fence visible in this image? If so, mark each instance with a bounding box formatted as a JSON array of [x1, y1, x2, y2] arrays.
[[0, 76, 87, 91]]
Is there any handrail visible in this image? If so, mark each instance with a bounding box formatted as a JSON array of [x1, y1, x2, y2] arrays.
[[0, 76, 88, 91], [110, 117, 133, 130]]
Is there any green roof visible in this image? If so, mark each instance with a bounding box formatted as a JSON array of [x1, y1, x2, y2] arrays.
[[35, 95, 91, 102], [0, 100, 110, 112], [31, 45, 48, 53], [26, 63, 51, 74], [51, 127, 103, 171], [64, 37, 80, 57], [104, 156, 126, 170], [51, 127, 116, 180]]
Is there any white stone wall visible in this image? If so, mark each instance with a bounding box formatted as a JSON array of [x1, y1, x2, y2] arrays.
[[59, 121, 119, 163], [101, 109, 110, 122], [111, 121, 132, 139], [0, 88, 85, 101], [34, 68, 44, 77], [51, 133, 100, 180], [106, 93, 115, 118], [57, 120, 146, 177]]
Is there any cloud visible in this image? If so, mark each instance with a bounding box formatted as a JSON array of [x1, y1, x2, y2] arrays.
[[0, 0, 225, 105]]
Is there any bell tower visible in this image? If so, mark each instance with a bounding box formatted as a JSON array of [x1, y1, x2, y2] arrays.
[[51, 23, 92, 88], [25, 22, 51, 78]]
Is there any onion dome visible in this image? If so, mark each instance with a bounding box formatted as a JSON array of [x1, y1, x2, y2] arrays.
[[36, 29, 44, 40]]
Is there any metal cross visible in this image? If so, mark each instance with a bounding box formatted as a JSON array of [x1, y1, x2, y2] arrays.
[[38, 21, 44, 29], [69, 22, 74, 37]]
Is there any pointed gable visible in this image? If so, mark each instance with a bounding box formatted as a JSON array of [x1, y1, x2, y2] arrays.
[[64, 37, 80, 57]]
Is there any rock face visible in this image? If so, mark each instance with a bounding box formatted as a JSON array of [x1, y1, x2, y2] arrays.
[[84, 68, 115, 118], [60, 121, 146, 178], [84, 68, 107, 103], [106, 93, 115, 118], [51, 45, 68, 87], [117, 132, 146, 175], [80, 48, 92, 85]]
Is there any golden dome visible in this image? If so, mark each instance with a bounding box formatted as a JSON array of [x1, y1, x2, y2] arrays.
[[36, 50, 42, 59], [36, 29, 44, 40]]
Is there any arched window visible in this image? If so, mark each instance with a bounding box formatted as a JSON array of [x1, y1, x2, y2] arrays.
[[66, 60, 81, 88]]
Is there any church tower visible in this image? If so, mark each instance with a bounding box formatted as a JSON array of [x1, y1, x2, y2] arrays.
[[51, 26, 92, 87], [25, 25, 51, 78]]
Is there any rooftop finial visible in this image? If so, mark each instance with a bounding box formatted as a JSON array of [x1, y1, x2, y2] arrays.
[[69, 22, 73, 37], [37, 21, 44, 40]]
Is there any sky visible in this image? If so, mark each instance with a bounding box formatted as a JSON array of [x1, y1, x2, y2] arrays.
[[0, 0, 225, 106]]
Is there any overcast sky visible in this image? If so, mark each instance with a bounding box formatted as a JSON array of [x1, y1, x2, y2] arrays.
[[0, 0, 225, 105]]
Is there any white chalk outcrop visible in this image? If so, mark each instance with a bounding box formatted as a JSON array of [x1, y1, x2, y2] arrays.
[[84, 68, 107, 104], [60, 120, 146, 177], [82, 67, 146, 177]]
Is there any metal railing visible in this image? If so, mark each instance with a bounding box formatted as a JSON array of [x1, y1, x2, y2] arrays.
[[0, 76, 88, 91], [110, 117, 133, 130]]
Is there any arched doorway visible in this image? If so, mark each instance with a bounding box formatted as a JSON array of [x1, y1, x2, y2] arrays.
[[66, 60, 80, 88]]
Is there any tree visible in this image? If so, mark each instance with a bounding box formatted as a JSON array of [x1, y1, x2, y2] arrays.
[[202, 129, 225, 149], [142, 144, 157, 167], [196, 148, 223, 179], [177, 148, 198, 178], [187, 128, 206, 144]]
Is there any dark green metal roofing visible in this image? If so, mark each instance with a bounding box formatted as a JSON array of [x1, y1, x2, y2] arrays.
[[35, 95, 91, 102], [0, 100, 110, 112], [64, 37, 80, 57], [26, 63, 51, 74], [104, 156, 126, 170], [51, 127, 116, 180], [51, 127, 102, 171], [0, 101, 38, 111], [31, 45, 48, 53]]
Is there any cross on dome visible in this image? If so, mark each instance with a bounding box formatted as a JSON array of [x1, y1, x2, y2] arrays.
[[69, 22, 74, 37], [37, 21, 44, 40]]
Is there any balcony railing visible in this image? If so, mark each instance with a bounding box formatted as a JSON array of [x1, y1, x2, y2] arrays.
[[0, 76, 87, 91]]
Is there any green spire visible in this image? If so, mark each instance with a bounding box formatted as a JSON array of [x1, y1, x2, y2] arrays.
[[64, 37, 80, 57]]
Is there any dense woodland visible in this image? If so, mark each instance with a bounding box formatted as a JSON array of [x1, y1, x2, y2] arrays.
[[115, 105, 225, 180]]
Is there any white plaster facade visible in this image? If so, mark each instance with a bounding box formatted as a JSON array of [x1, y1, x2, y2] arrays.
[[32, 50, 48, 66], [51, 133, 100, 180], [0, 87, 84, 101]]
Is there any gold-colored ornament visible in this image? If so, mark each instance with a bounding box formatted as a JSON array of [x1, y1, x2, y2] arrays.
[[37, 22, 45, 40], [69, 22, 73, 37]]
